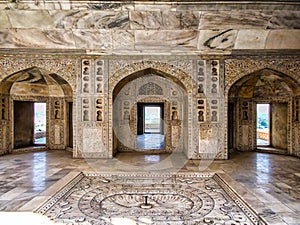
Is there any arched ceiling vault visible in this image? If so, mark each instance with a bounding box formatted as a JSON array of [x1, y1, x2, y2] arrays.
[[229, 68, 300, 98], [0, 67, 72, 97]]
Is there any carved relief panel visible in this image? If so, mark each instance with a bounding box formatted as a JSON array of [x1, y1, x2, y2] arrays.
[[210, 99, 219, 123], [75, 58, 108, 158], [209, 60, 219, 95], [0, 96, 7, 121], [196, 60, 206, 95], [293, 97, 300, 156], [294, 98, 300, 123], [82, 59, 92, 94], [95, 59, 104, 94], [237, 99, 254, 151], [53, 100, 63, 120], [0, 95, 9, 154], [195, 58, 225, 159], [95, 98, 103, 122], [82, 98, 90, 122], [197, 99, 206, 123], [49, 98, 65, 149]]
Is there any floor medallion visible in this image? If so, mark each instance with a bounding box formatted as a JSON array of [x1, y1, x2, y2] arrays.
[[36, 172, 266, 225]]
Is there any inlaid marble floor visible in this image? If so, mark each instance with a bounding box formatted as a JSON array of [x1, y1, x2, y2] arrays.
[[37, 172, 262, 225], [0, 150, 299, 224]]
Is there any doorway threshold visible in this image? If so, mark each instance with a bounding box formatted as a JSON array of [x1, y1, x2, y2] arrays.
[[14, 146, 47, 153], [255, 147, 287, 155]]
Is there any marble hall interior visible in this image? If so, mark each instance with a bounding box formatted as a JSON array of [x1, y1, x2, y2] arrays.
[[0, 0, 299, 224]]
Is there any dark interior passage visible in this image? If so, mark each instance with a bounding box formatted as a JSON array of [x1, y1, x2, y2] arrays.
[[14, 101, 34, 148]]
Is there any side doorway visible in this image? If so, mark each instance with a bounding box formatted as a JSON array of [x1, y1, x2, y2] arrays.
[[256, 102, 288, 151], [14, 101, 47, 149]]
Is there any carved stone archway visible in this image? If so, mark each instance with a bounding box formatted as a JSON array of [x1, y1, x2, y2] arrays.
[[108, 61, 197, 158], [0, 56, 76, 155], [225, 57, 300, 157], [224, 58, 300, 96]]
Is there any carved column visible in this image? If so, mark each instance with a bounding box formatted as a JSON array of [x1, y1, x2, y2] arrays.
[[75, 58, 108, 158], [293, 97, 300, 157], [0, 95, 10, 155], [236, 99, 255, 151], [48, 98, 65, 149]]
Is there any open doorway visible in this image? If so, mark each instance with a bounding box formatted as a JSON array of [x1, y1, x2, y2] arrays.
[[14, 101, 46, 149], [256, 103, 288, 151], [256, 103, 270, 146], [137, 103, 164, 149], [144, 106, 162, 133], [227, 68, 297, 155], [34, 102, 46, 145]]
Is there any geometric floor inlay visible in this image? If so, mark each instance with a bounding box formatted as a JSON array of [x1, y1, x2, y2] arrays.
[[36, 172, 266, 225]]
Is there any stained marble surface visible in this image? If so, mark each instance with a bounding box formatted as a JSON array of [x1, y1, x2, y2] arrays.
[[0, 1, 299, 52], [0, 150, 299, 224]]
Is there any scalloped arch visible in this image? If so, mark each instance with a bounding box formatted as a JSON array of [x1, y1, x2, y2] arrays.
[[109, 61, 196, 94], [0, 57, 77, 91], [225, 58, 300, 96]]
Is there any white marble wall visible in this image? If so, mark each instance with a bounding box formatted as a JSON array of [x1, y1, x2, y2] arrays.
[[71, 56, 227, 159], [0, 0, 299, 159], [0, 1, 299, 52]]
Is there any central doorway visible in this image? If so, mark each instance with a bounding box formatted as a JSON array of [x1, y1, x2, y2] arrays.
[[137, 103, 164, 149]]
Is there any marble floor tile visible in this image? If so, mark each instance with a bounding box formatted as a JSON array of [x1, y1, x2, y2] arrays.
[[0, 187, 28, 201], [0, 150, 298, 224]]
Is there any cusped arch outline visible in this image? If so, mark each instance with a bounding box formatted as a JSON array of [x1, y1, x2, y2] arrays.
[[224, 59, 300, 96], [109, 61, 196, 95], [0, 56, 77, 91]]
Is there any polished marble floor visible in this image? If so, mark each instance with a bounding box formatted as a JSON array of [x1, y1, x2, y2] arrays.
[[136, 134, 164, 149], [0, 150, 299, 224]]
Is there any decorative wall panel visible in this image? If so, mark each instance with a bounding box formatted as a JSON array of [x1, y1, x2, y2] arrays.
[[81, 59, 92, 94], [95, 59, 104, 94]]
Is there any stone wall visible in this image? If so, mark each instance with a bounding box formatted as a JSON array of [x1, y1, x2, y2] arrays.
[[0, 0, 299, 158], [0, 53, 299, 158], [0, 1, 299, 53], [73, 56, 226, 159]]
